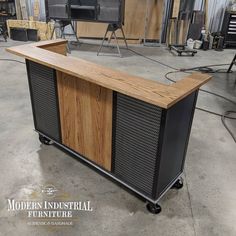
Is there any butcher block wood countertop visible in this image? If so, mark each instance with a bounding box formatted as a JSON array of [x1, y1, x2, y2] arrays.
[[7, 39, 211, 109]]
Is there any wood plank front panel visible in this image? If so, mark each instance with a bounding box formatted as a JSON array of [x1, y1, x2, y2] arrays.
[[57, 71, 113, 171]]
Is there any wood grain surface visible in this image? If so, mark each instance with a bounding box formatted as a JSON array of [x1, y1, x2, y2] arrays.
[[57, 71, 113, 171], [39, 43, 67, 56], [6, 40, 212, 109], [77, 0, 164, 41]]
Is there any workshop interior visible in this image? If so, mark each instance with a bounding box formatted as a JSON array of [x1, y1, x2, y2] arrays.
[[0, 0, 235, 235]]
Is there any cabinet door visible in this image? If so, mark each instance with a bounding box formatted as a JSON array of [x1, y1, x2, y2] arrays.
[[57, 71, 113, 171], [26, 60, 61, 142]]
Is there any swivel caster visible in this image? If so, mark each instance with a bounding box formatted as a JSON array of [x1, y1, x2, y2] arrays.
[[146, 202, 162, 214], [39, 134, 52, 145], [171, 177, 184, 189]]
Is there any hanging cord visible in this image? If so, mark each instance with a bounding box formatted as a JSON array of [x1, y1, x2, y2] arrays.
[[165, 71, 236, 105], [0, 58, 25, 64], [127, 48, 236, 142], [164, 71, 236, 143], [222, 111, 236, 143], [128, 48, 179, 70]]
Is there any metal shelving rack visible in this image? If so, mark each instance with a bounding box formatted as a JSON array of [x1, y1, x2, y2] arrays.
[[222, 11, 236, 47], [0, 0, 16, 41]]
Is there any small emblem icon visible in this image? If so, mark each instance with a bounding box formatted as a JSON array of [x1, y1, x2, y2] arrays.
[[41, 184, 58, 198]]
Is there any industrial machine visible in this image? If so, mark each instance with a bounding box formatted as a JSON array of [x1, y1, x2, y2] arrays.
[[45, 0, 127, 56], [45, 0, 125, 24]]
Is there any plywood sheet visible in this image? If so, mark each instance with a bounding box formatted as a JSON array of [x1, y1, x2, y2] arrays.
[[6, 19, 54, 40], [172, 0, 180, 18]]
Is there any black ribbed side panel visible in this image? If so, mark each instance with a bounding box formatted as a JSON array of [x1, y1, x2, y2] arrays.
[[26, 60, 61, 142], [113, 93, 162, 197]]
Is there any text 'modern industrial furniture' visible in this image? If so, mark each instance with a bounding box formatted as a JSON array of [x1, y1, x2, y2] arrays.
[[7, 40, 211, 214]]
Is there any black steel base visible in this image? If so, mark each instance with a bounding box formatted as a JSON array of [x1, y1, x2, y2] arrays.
[[146, 202, 162, 214], [39, 134, 52, 145], [171, 177, 184, 189], [37, 132, 185, 214]]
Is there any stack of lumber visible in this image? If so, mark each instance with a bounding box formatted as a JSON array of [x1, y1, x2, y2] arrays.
[[15, 0, 40, 21]]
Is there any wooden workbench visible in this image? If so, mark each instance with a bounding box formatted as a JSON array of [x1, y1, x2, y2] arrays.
[[7, 40, 211, 213]]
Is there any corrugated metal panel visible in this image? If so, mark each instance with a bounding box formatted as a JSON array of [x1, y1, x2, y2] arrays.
[[113, 93, 162, 197], [27, 61, 61, 142]]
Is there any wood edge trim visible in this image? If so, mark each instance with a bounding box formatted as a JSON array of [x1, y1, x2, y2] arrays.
[[6, 39, 68, 54], [166, 73, 212, 108], [172, 73, 212, 91], [32, 39, 68, 48]]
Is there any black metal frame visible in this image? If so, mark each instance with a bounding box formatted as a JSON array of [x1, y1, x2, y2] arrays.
[[152, 110, 167, 199], [155, 91, 198, 199], [111, 91, 198, 201], [180, 91, 198, 171], [26, 60, 62, 143], [111, 92, 117, 173], [25, 61, 199, 207]]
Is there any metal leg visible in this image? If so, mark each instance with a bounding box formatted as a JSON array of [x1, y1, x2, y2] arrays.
[[98, 24, 127, 57], [113, 31, 122, 58], [61, 26, 65, 39], [66, 43, 71, 54], [121, 26, 128, 49], [70, 22, 79, 42], [97, 26, 109, 56], [227, 54, 236, 73], [51, 25, 56, 40], [60, 26, 71, 54], [108, 31, 114, 45]]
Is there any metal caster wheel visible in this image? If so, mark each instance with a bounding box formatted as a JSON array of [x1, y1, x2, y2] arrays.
[[171, 177, 184, 189], [39, 134, 52, 145], [146, 203, 162, 214]]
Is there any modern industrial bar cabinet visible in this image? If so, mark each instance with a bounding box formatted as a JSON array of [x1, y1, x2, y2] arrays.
[[7, 40, 211, 214]]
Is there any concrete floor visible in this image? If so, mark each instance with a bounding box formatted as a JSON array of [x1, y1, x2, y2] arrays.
[[0, 39, 235, 236]]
